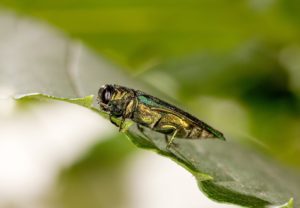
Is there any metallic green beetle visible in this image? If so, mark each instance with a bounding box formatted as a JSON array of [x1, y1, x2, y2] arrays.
[[98, 84, 225, 147]]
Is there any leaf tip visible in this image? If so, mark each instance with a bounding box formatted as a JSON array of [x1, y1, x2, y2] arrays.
[[270, 197, 294, 208], [284, 198, 294, 208]]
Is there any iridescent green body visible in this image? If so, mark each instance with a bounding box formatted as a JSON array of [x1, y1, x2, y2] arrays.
[[98, 84, 225, 145]]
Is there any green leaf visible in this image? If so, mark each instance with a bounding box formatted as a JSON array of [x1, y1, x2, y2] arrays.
[[16, 93, 94, 108], [15, 93, 300, 208], [126, 125, 300, 208]]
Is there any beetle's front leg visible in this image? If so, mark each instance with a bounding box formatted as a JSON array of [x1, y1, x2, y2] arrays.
[[119, 117, 126, 132], [109, 115, 120, 127], [109, 114, 127, 132]]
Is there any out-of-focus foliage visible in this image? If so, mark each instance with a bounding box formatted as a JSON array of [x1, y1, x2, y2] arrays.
[[0, 0, 298, 69], [54, 135, 135, 208]]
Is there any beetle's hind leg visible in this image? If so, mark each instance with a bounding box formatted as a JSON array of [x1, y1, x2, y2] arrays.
[[137, 124, 144, 133], [165, 129, 178, 149], [137, 124, 149, 139]]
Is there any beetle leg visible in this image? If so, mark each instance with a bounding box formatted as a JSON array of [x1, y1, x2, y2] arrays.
[[119, 117, 125, 132], [155, 123, 178, 149], [109, 115, 119, 127], [136, 124, 144, 133], [167, 129, 178, 149], [109, 115, 127, 132], [137, 124, 146, 137], [164, 134, 168, 144], [137, 124, 149, 139]]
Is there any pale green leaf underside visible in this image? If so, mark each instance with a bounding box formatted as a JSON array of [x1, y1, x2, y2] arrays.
[[16, 93, 94, 108], [15, 93, 299, 208]]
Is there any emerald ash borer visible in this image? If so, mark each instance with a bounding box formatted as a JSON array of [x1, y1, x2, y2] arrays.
[[98, 84, 225, 147]]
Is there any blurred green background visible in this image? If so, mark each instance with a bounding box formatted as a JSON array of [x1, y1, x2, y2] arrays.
[[1, 0, 300, 207]]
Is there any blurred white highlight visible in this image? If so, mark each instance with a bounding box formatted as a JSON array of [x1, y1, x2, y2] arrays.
[[126, 151, 240, 208], [0, 100, 113, 207], [0, 97, 15, 116]]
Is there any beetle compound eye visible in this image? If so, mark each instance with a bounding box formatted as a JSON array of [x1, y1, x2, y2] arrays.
[[103, 89, 111, 103], [99, 84, 114, 104]]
